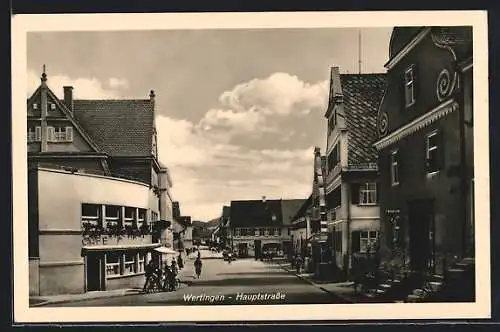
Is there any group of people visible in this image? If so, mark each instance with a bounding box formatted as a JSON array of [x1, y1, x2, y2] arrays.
[[143, 250, 204, 292], [142, 253, 186, 292]]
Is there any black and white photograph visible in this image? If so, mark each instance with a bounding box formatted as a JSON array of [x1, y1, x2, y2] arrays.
[[12, 11, 490, 323]]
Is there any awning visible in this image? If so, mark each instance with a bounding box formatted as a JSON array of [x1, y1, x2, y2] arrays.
[[82, 243, 161, 252], [154, 246, 178, 255]]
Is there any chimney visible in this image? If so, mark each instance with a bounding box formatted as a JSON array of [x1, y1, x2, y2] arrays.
[[63, 86, 74, 111], [262, 196, 266, 203]]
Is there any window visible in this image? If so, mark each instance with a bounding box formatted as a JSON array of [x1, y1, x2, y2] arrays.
[[426, 131, 442, 173], [124, 252, 136, 275], [32, 103, 38, 110], [151, 211, 158, 223], [82, 204, 101, 226], [359, 231, 378, 253], [359, 183, 377, 205], [264, 228, 270, 236], [138, 209, 147, 225], [106, 252, 121, 276], [27, 126, 41, 142], [105, 205, 120, 227], [47, 126, 73, 142], [137, 252, 146, 273], [253, 228, 259, 236], [327, 144, 340, 171], [234, 228, 240, 236], [50, 103, 56, 110], [404, 66, 416, 107], [390, 150, 399, 186], [124, 207, 135, 227]]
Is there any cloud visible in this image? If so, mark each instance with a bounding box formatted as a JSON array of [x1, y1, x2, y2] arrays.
[[156, 113, 315, 221], [108, 77, 129, 89], [219, 72, 328, 116], [26, 70, 127, 99]]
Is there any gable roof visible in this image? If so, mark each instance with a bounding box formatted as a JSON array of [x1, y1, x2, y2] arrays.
[[230, 199, 284, 228], [340, 74, 387, 166], [72, 99, 155, 157], [27, 85, 103, 153]]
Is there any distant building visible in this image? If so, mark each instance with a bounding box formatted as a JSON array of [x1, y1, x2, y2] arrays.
[[323, 67, 387, 276], [171, 202, 193, 251], [229, 198, 304, 258], [27, 71, 174, 296], [373, 27, 474, 275]]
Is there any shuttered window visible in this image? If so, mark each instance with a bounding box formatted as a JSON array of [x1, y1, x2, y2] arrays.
[[46, 126, 73, 142]]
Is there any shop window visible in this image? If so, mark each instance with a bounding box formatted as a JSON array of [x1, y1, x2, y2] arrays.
[[138, 252, 146, 273], [106, 252, 121, 277], [81, 203, 101, 227], [354, 231, 378, 253], [124, 252, 136, 275]]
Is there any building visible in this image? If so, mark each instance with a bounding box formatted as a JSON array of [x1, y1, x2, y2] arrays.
[[373, 27, 474, 275], [28, 70, 174, 296], [290, 147, 329, 266], [229, 198, 304, 258], [171, 202, 193, 252], [218, 206, 231, 249], [323, 67, 387, 276]]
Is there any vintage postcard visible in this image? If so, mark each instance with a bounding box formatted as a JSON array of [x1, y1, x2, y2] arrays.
[[11, 11, 490, 323]]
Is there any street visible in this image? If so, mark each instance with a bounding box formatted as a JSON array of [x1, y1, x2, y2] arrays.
[[44, 256, 348, 306]]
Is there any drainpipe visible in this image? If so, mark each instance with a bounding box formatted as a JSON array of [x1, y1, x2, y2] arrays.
[[346, 182, 352, 276], [456, 64, 468, 259]]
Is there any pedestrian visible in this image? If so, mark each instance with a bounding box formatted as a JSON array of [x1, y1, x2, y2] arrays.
[[295, 255, 303, 274], [171, 258, 178, 276], [194, 256, 202, 278], [197, 249, 201, 259], [177, 254, 184, 269]]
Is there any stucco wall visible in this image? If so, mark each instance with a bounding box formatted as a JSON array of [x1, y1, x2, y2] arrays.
[[35, 168, 160, 295]]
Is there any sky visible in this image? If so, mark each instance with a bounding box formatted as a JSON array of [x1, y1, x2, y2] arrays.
[[27, 27, 393, 221]]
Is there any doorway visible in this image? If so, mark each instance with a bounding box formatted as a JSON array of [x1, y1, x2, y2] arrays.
[[408, 199, 435, 273], [238, 243, 248, 258], [254, 240, 262, 259], [86, 252, 104, 292]]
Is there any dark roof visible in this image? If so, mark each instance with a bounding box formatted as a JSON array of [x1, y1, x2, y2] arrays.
[[340, 74, 387, 166], [230, 199, 284, 228], [176, 216, 192, 227], [389, 27, 425, 60], [72, 99, 154, 157], [281, 199, 307, 226], [291, 195, 313, 221]]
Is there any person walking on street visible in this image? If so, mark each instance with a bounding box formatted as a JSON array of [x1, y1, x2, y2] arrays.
[[194, 256, 202, 279], [177, 254, 184, 269], [295, 255, 303, 274]]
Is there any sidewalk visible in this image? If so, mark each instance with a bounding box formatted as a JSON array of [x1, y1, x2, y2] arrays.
[[30, 267, 193, 307], [276, 261, 378, 304]]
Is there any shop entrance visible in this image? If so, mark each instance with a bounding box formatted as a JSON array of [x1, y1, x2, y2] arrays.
[[86, 252, 104, 292]]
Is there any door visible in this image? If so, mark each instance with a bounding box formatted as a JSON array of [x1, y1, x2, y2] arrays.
[[254, 240, 262, 259], [408, 199, 435, 273], [238, 243, 248, 257], [86, 253, 103, 292]]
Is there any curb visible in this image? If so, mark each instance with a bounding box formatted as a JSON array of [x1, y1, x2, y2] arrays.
[[30, 283, 191, 307], [277, 263, 355, 304]]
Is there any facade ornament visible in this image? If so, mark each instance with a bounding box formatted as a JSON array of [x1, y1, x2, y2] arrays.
[[378, 112, 389, 136]]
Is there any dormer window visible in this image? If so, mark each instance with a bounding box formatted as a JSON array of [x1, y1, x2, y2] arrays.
[[404, 66, 416, 107], [50, 103, 56, 110], [47, 126, 73, 142], [32, 103, 38, 110]]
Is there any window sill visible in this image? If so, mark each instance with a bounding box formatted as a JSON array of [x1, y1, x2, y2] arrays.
[[107, 271, 145, 280], [358, 203, 379, 207], [47, 141, 73, 144], [391, 182, 400, 187]]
